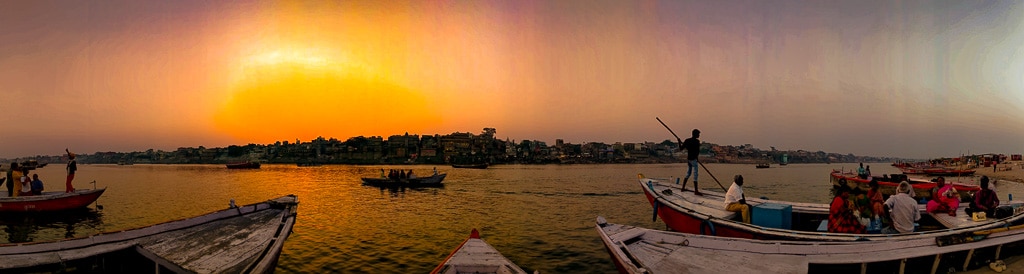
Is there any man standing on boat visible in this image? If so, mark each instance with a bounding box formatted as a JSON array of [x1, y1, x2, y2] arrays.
[[679, 129, 702, 196], [65, 148, 77, 193]]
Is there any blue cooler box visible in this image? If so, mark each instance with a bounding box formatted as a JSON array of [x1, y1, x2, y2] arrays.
[[752, 203, 792, 229]]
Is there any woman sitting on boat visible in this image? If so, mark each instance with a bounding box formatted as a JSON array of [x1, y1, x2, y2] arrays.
[[829, 185, 866, 234], [926, 176, 960, 216], [866, 179, 885, 219]]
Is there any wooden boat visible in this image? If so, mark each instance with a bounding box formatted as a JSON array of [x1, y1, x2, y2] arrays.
[[0, 195, 298, 273], [430, 228, 529, 274], [0, 187, 106, 212], [755, 163, 769, 169], [362, 173, 446, 187], [830, 170, 980, 201], [597, 216, 1024, 274], [638, 174, 1024, 241], [452, 163, 489, 169], [899, 166, 976, 176], [226, 161, 261, 169]]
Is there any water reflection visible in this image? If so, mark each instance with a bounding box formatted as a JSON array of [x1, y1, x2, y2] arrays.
[[363, 183, 445, 198], [0, 208, 103, 243]]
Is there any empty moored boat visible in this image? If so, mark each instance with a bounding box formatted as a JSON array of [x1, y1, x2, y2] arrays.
[[431, 228, 531, 274], [0, 195, 298, 273]]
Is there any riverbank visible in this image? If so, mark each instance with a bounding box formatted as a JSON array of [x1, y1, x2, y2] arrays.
[[973, 161, 1024, 184]]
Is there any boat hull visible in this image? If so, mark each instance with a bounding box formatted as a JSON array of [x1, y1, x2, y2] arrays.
[[597, 216, 1024, 274], [0, 195, 298, 273], [361, 173, 447, 187], [639, 175, 1023, 241], [0, 188, 105, 212]]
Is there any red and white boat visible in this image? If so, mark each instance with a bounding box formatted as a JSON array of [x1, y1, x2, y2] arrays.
[[0, 187, 105, 212], [829, 170, 980, 200], [430, 229, 529, 274], [639, 174, 1023, 241]]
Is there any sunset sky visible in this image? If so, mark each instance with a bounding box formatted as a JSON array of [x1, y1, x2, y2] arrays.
[[2, 1, 1022, 159]]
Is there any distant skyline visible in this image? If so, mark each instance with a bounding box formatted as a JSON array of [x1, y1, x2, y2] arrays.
[[2, 1, 1022, 159]]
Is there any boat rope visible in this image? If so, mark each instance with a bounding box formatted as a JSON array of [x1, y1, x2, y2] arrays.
[[700, 219, 717, 236]]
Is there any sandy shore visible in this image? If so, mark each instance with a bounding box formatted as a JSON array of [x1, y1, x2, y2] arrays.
[[974, 161, 1024, 184]]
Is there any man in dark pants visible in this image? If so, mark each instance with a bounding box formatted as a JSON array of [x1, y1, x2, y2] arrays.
[[679, 129, 702, 196], [4, 162, 17, 197]]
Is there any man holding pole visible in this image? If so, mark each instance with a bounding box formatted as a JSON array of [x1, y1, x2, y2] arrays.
[[680, 129, 702, 196]]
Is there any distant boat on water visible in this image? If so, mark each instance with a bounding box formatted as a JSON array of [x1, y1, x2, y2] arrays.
[[755, 163, 769, 169], [226, 162, 261, 169], [451, 163, 489, 169], [361, 173, 447, 187]]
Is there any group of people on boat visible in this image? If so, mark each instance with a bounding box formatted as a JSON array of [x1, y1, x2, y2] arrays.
[[2, 162, 45, 197], [857, 162, 872, 179], [383, 169, 417, 180], [825, 175, 1001, 234], [0, 149, 78, 197]]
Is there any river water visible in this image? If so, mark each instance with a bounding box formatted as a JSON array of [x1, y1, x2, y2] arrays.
[[3, 163, 1022, 273]]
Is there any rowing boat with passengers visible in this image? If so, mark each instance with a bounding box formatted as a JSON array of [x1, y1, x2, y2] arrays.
[[639, 174, 1024, 241]]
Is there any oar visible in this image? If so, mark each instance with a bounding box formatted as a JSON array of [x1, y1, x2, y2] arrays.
[[655, 117, 728, 192], [935, 222, 1024, 247]]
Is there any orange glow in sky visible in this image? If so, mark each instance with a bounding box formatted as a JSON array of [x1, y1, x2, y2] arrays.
[[215, 47, 441, 142], [1, 1, 1023, 159]]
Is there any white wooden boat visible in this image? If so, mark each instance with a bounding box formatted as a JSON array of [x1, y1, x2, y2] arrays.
[[639, 174, 1024, 241], [431, 229, 531, 274], [597, 216, 1024, 274], [0, 195, 298, 273]]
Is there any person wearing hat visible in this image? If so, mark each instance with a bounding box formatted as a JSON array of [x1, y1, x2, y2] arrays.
[[65, 148, 77, 193], [883, 181, 920, 234], [678, 128, 702, 196]]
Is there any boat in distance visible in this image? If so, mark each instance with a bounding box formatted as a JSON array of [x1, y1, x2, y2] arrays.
[[361, 173, 447, 187], [596, 216, 1023, 274], [430, 228, 531, 274], [830, 170, 980, 201], [639, 174, 1024, 241], [0, 186, 105, 212], [226, 161, 261, 169], [451, 163, 489, 169], [0, 195, 298, 273]]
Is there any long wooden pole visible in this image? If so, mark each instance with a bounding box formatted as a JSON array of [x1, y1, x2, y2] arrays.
[[655, 117, 727, 192]]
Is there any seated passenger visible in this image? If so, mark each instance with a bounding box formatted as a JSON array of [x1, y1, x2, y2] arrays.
[[723, 175, 750, 223], [30, 174, 43, 195], [866, 179, 885, 219], [829, 185, 866, 234], [883, 181, 921, 234], [18, 168, 32, 197], [926, 177, 960, 216], [966, 176, 999, 218]]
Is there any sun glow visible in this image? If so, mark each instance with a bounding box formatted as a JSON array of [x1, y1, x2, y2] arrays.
[[215, 47, 442, 143]]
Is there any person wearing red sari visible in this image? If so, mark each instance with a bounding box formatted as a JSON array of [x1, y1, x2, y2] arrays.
[[926, 177, 960, 216], [829, 185, 866, 234]]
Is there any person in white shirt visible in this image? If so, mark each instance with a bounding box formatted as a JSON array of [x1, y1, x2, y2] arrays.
[[723, 174, 750, 223], [883, 181, 921, 234]]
